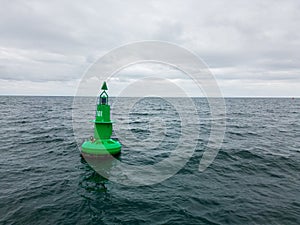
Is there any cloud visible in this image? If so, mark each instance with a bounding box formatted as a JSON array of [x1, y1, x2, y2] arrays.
[[0, 0, 299, 96]]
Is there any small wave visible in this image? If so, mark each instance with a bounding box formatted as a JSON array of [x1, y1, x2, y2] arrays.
[[233, 150, 263, 160]]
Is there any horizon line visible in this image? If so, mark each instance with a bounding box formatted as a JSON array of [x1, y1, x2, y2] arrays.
[[0, 94, 299, 98]]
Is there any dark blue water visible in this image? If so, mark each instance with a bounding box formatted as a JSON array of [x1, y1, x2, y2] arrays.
[[0, 96, 299, 224]]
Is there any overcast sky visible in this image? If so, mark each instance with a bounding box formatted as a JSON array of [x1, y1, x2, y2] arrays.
[[0, 0, 299, 96]]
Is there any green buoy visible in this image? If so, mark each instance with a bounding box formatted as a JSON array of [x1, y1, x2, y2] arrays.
[[81, 82, 121, 158]]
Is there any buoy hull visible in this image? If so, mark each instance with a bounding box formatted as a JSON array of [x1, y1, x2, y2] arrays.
[[81, 139, 121, 157]]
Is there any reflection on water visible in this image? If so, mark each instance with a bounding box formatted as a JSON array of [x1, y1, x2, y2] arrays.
[[78, 154, 122, 196], [78, 157, 109, 194]]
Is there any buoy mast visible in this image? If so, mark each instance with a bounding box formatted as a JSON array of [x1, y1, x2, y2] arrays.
[[94, 82, 112, 140]]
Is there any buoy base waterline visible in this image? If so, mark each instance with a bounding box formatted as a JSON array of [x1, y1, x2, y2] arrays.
[[81, 81, 122, 158]]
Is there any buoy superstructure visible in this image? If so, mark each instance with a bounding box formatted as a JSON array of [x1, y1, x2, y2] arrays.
[[81, 82, 121, 157]]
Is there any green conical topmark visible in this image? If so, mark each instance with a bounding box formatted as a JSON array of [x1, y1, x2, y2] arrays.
[[101, 81, 108, 90]]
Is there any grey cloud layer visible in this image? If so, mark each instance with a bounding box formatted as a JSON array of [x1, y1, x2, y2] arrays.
[[0, 0, 299, 87]]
